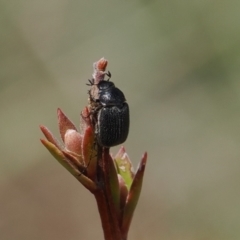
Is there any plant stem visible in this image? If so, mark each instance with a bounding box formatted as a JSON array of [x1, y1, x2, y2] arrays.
[[94, 148, 123, 240]]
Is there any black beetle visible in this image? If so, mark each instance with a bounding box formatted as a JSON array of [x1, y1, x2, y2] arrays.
[[89, 79, 129, 148]]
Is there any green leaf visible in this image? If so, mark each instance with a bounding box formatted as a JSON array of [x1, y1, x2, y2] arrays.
[[115, 147, 134, 191]]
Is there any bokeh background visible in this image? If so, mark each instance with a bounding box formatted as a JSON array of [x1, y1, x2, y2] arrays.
[[1, 0, 240, 239]]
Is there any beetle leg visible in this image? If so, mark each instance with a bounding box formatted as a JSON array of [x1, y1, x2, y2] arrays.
[[86, 78, 94, 86], [106, 71, 111, 81]]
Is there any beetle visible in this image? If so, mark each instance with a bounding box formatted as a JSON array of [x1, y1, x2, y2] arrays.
[[89, 77, 130, 148]]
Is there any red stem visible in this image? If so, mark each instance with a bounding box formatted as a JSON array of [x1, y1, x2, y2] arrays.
[[93, 148, 122, 240]]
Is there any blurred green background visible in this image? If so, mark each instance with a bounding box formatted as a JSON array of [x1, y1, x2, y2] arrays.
[[1, 0, 240, 239]]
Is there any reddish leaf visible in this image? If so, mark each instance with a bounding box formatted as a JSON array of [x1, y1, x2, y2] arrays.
[[40, 139, 75, 174], [62, 150, 85, 173], [80, 107, 91, 134], [96, 58, 108, 71], [102, 149, 121, 220], [40, 139, 97, 192], [64, 129, 82, 155], [39, 125, 63, 150], [121, 152, 147, 240], [81, 126, 97, 180], [57, 108, 77, 142]]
